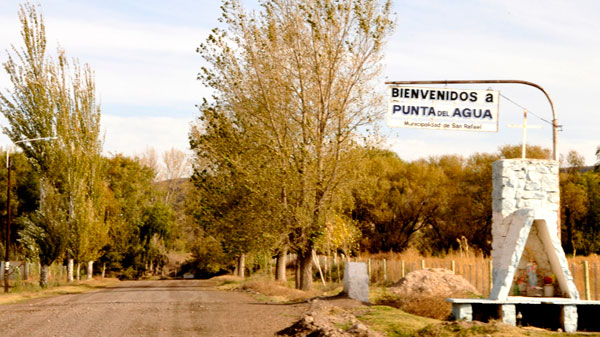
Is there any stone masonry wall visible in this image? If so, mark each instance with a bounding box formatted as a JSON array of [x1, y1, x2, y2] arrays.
[[491, 159, 560, 280]]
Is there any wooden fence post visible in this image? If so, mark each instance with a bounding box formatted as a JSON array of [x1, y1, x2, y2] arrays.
[[571, 263, 576, 287], [469, 264, 473, 284], [488, 260, 493, 296], [594, 262, 598, 301], [383, 259, 387, 282], [451, 260, 455, 274], [475, 264, 479, 292], [584, 261, 591, 300], [401, 260, 405, 278], [421, 259, 425, 269]]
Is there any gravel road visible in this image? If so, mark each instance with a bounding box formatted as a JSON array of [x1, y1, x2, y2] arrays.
[[0, 279, 309, 337]]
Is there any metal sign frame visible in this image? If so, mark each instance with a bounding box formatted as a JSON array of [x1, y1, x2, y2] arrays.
[[384, 80, 559, 161]]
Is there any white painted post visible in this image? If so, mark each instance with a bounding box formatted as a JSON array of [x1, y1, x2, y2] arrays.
[[67, 259, 74, 282], [488, 260, 493, 296]]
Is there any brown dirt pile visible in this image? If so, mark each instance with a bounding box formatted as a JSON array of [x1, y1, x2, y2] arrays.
[[379, 268, 479, 320], [390, 268, 479, 297], [277, 299, 384, 337]]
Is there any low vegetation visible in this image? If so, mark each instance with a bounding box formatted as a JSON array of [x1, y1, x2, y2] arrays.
[[0, 278, 119, 305], [220, 275, 582, 336]]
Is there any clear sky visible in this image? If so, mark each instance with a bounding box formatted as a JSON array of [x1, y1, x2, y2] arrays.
[[0, 0, 598, 164]]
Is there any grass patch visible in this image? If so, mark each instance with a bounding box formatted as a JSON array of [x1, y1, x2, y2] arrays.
[[241, 278, 318, 302], [0, 278, 119, 305], [215, 274, 343, 303], [213, 275, 245, 290], [357, 305, 570, 337], [357, 305, 438, 337], [412, 320, 566, 337]]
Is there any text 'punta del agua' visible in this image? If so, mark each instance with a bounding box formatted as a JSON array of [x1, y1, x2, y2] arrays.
[[387, 86, 499, 132]]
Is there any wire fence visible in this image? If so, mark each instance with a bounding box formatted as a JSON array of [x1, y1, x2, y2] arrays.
[[0, 261, 93, 288], [308, 253, 600, 300]]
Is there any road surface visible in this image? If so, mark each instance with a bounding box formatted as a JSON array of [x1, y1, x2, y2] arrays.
[[0, 279, 309, 337]]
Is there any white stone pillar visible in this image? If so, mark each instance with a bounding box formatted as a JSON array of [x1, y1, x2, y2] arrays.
[[561, 305, 578, 333], [499, 304, 516, 326], [492, 159, 560, 277], [343, 262, 369, 303], [451, 303, 472, 321], [490, 159, 579, 300]]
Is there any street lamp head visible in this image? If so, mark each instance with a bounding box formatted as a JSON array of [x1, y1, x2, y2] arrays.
[[14, 136, 57, 144], [8, 136, 57, 168]]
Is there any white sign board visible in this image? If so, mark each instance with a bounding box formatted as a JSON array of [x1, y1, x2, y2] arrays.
[[387, 86, 499, 132]]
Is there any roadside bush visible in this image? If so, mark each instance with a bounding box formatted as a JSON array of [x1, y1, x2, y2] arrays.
[[182, 235, 229, 278]]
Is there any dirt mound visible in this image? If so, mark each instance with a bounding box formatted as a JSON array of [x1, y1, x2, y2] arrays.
[[390, 268, 479, 297], [277, 299, 384, 337]]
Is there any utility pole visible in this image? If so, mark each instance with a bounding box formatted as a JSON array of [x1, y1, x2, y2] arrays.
[[4, 155, 10, 293]]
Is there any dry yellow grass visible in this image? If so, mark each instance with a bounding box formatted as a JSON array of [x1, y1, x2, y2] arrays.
[[0, 278, 119, 305], [241, 279, 318, 302]]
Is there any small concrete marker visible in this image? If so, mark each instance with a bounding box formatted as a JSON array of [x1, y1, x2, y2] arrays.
[[343, 262, 369, 303]]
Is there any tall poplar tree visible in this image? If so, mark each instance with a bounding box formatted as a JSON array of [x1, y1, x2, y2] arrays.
[[0, 3, 106, 286], [194, 0, 394, 289]]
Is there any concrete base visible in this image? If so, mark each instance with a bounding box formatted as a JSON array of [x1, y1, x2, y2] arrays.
[[451, 303, 472, 321], [499, 304, 516, 326], [448, 297, 600, 333], [561, 305, 577, 333]]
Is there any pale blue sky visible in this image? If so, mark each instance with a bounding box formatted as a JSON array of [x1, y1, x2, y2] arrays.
[[0, 0, 598, 164]]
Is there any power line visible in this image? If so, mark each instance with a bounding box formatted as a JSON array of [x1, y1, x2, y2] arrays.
[[499, 93, 563, 131]]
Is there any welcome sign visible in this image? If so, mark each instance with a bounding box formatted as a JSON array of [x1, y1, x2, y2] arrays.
[[387, 86, 500, 132]]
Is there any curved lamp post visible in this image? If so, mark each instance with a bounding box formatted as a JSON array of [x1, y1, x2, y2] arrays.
[[5, 136, 56, 293]]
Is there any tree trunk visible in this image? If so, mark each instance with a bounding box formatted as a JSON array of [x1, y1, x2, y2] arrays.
[[101, 263, 106, 279], [67, 259, 74, 282], [40, 264, 49, 288], [275, 248, 287, 282], [87, 261, 94, 280], [566, 210, 574, 254], [237, 254, 245, 279], [298, 249, 313, 291], [295, 256, 300, 289], [76, 262, 81, 281]]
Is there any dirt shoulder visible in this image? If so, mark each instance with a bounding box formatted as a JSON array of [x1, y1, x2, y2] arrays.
[[0, 279, 309, 337]]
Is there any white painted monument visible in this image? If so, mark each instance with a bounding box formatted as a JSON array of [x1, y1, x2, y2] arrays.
[[450, 158, 591, 333], [490, 159, 579, 300]]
